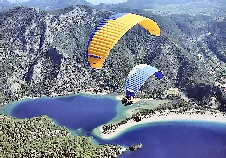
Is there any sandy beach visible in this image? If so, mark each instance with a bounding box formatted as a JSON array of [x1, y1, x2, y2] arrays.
[[115, 95, 154, 103], [93, 112, 226, 140]]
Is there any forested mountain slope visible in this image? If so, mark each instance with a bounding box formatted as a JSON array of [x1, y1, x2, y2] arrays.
[[0, 5, 225, 109]]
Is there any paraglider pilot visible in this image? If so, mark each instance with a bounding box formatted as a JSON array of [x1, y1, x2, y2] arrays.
[[121, 65, 164, 107], [122, 92, 133, 106]]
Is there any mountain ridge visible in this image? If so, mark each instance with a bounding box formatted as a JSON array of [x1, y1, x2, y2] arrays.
[[0, 5, 225, 110]]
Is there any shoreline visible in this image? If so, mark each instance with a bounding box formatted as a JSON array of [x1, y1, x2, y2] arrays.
[[115, 95, 154, 103], [92, 112, 226, 140], [2, 92, 226, 142], [0, 88, 111, 107]]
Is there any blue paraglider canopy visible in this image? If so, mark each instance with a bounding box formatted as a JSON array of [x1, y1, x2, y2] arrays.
[[125, 64, 164, 98]]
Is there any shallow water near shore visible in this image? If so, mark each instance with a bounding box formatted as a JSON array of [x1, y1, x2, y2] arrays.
[[1, 94, 226, 158]]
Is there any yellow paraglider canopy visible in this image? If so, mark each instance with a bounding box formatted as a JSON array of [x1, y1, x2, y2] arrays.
[[87, 13, 161, 69]]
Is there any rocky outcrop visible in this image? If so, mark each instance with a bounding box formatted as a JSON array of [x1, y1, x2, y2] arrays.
[[129, 143, 143, 151]]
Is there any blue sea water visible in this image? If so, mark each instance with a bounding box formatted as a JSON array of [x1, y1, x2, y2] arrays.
[[95, 121, 226, 158], [3, 94, 226, 158], [10, 94, 118, 132]]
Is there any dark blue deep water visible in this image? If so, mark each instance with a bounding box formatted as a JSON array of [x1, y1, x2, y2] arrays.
[[95, 121, 226, 158], [5, 95, 226, 158], [10, 95, 117, 131]]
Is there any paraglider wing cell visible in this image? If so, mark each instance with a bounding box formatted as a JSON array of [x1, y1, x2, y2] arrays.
[[87, 13, 161, 69], [125, 64, 159, 97]]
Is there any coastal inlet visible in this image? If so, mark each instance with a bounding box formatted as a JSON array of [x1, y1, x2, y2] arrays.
[[1, 94, 226, 158]]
